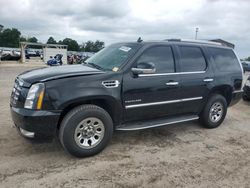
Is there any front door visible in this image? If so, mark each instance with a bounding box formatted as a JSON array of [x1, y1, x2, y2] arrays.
[[122, 45, 182, 122]]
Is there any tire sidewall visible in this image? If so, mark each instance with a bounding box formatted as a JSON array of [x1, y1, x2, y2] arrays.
[[201, 94, 227, 128], [60, 106, 113, 157], [243, 95, 250, 101]]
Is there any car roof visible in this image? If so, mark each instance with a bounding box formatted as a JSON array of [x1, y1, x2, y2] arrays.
[[117, 39, 232, 50]]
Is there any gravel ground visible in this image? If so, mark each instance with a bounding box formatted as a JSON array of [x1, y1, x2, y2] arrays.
[[0, 64, 250, 188]]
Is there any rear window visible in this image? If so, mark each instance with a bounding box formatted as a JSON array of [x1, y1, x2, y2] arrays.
[[208, 47, 240, 72], [179, 46, 207, 72]]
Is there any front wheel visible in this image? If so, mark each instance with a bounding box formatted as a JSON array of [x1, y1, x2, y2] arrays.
[[200, 94, 227, 129], [243, 95, 250, 101], [59, 105, 113, 157]]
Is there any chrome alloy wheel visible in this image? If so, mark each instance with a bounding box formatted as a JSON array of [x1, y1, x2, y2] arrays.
[[209, 102, 223, 123], [74, 117, 105, 149]]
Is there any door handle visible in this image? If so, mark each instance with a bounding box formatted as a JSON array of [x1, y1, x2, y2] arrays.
[[166, 81, 179, 86], [203, 78, 214, 82]]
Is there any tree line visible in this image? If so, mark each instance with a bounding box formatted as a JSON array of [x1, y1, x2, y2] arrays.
[[244, 57, 250, 61], [0, 24, 104, 52]]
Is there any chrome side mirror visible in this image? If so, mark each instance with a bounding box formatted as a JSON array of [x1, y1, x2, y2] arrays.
[[132, 62, 156, 75]]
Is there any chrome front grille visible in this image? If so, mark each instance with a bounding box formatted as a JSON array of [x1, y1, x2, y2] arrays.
[[11, 78, 23, 105]]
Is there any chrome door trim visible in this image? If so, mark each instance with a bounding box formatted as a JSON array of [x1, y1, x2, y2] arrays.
[[138, 71, 205, 77], [203, 78, 214, 82], [166, 82, 179, 86], [125, 96, 203, 109], [116, 116, 199, 131]]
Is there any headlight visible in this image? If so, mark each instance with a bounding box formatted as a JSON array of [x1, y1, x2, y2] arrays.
[[246, 80, 250, 87], [24, 83, 45, 109]]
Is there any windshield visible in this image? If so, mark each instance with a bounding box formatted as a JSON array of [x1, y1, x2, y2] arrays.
[[85, 43, 141, 71]]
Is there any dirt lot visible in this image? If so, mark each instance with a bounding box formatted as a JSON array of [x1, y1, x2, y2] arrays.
[[0, 64, 250, 188]]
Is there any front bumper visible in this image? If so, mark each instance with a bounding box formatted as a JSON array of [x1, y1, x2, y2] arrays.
[[10, 106, 61, 139], [229, 90, 243, 106]]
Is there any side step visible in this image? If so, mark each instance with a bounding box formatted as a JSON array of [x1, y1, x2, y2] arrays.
[[116, 115, 199, 131]]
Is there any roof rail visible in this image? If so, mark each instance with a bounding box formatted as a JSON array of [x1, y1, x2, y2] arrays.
[[164, 39, 222, 46]]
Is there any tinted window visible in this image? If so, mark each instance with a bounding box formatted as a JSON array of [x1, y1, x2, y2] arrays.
[[136, 46, 175, 73], [179, 46, 206, 72], [208, 47, 241, 72]]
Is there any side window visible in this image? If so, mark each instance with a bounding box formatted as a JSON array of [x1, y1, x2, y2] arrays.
[[136, 46, 175, 73], [208, 47, 241, 72], [179, 46, 207, 72]]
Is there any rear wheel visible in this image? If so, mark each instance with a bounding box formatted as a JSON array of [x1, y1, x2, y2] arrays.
[[200, 94, 227, 128], [59, 104, 113, 157]]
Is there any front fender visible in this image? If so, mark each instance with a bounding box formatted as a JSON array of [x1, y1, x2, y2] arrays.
[[44, 74, 123, 124]]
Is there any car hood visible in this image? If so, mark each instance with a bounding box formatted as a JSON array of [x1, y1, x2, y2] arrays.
[[18, 64, 104, 86]]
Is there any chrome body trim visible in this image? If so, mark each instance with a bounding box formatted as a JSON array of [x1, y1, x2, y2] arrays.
[[138, 71, 205, 77], [232, 90, 243, 94], [165, 39, 222, 46], [116, 117, 199, 131], [102, 80, 120, 88], [203, 78, 214, 82], [166, 82, 179, 86], [125, 97, 203, 109], [19, 127, 35, 138]]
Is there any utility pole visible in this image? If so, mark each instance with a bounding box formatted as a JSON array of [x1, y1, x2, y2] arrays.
[[195, 27, 199, 40]]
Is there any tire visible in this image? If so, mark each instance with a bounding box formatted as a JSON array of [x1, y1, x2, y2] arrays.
[[59, 104, 113, 157], [200, 94, 227, 129], [242, 95, 250, 101]]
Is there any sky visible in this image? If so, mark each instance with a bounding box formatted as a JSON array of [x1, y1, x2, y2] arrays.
[[0, 0, 249, 58]]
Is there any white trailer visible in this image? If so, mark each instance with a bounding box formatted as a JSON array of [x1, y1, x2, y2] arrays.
[[20, 42, 67, 64]]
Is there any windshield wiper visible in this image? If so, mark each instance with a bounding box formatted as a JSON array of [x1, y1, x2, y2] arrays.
[[87, 63, 105, 70]]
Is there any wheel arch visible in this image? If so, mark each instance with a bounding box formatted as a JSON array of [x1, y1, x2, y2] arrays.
[[57, 96, 123, 129], [208, 85, 233, 105]]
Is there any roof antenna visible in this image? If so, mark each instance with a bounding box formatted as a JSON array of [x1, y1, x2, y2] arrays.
[[137, 37, 143, 43]]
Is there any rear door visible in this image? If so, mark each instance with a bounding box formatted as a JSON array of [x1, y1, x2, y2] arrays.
[[175, 45, 214, 114]]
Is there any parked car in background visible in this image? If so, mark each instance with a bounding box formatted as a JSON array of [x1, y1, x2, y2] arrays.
[[10, 39, 243, 157], [243, 76, 250, 101], [25, 49, 41, 59], [47, 54, 63, 66], [0, 50, 21, 61], [241, 61, 250, 73]]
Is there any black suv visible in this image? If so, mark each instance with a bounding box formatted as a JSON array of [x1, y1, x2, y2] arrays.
[[10, 39, 243, 157]]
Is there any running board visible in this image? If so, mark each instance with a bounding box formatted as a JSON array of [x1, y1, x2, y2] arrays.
[[116, 115, 199, 131]]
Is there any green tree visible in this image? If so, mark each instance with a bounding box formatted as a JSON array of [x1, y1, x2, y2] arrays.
[[0, 24, 3, 32], [61, 38, 79, 51], [20, 36, 27, 42], [0, 28, 21, 47], [47, 36, 57, 44], [93, 40, 104, 52], [84, 41, 94, 52], [27, 37, 38, 43], [84, 40, 105, 52], [79, 42, 85, 52], [245, 57, 250, 61]]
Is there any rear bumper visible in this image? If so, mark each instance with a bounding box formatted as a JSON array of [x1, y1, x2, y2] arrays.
[[10, 106, 61, 139], [229, 90, 243, 106]]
